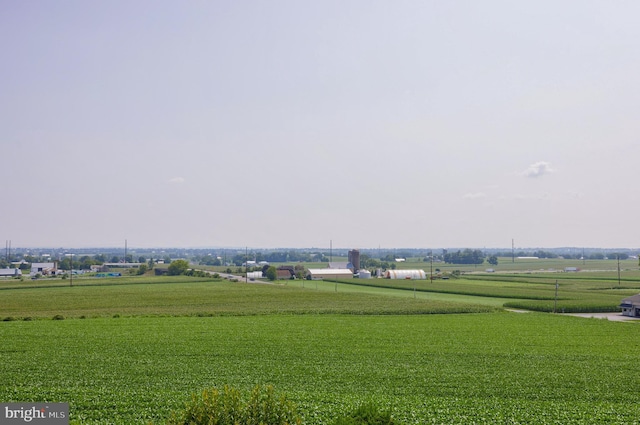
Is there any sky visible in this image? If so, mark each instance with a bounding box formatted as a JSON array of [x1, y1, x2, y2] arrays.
[[2, 1, 639, 249]]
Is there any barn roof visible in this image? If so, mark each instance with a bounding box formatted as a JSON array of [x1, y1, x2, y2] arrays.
[[620, 294, 640, 307], [307, 268, 353, 275]]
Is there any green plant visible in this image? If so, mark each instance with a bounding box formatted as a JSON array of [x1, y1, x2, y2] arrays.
[[165, 385, 301, 425], [265, 266, 277, 281], [332, 403, 401, 425]]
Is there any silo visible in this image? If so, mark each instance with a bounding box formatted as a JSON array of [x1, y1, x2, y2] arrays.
[[348, 249, 361, 271]]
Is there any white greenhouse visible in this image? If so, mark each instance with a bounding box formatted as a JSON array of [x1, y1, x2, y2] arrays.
[[385, 269, 427, 280]]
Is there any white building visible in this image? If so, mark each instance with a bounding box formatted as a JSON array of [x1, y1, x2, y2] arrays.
[[620, 294, 640, 317], [246, 271, 263, 279], [0, 268, 22, 278], [385, 269, 427, 280], [306, 268, 353, 280], [30, 262, 57, 276]]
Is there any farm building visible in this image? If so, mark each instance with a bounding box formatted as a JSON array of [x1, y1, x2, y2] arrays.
[[246, 271, 263, 279], [306, 268, 353, 280], [385, 269, 427, 280], [620, 294, 640, 317], [276, 266, 295, 280], [30, 262, 57, 276], [0, 268, 22, 277], [358, 269, 372, 279]]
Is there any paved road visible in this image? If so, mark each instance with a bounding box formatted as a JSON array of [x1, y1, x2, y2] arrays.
[[563, 312, 639, 322], [508, 309, 638, 322]]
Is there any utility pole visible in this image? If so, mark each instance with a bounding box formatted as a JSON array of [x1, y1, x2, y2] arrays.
[[430, 250, 433, 281], [553, 280, 558, 313], [617, 254, 621, 288], [330, 240, 332, 263]]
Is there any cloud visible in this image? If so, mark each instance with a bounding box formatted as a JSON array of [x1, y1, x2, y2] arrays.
[[463, 192, 487, 200], [522, 161, 553, 178], [169, 177, 185, 184]]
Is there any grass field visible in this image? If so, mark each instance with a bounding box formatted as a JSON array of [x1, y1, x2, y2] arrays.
[[0, 277, 494, 319], [1, 274, 640, 424]]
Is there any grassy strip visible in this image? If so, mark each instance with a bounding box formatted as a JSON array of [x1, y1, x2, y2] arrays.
[[325, 278, 559, 300], [503, 299, 621, 313], [0, 275, 217, 290]]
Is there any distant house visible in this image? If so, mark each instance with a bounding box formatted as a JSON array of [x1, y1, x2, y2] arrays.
[[0, 268, 22, 278], [30, 262, 57, 276], [620, 295, 640, 317], [91, 264, 110, 273]]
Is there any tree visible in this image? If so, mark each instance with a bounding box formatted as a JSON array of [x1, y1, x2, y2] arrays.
[[487, 255, 498, 266], [293, 264, 306, 279], [265, 266, 277, 281], [443, 249, 484, 265], [611, 253, 629, 260], [168, 259, 190, 276], [80, 256, 97, 270], [137, 264, 148, 275], [59, 257, 78, 271]]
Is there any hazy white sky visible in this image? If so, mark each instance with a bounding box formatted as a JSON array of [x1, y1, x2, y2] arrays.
[[2, 1, 639, 249]]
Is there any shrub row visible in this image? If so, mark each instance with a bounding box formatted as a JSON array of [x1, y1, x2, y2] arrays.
[[163, 386, 401, 425]]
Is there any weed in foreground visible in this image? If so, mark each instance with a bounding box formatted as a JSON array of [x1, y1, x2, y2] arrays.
[[164, 385, 302, 425]]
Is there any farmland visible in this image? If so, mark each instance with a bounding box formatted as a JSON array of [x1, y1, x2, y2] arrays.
[[1, 272, 640, 424]]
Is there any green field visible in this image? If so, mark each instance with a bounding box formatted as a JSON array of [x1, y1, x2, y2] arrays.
[[1, 274, 640, 424], [0, 277, 494, 319], [324, 267, 640, 313]]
